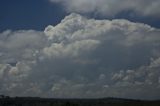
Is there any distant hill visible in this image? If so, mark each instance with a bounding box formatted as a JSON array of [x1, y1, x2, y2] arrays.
[[0, 95, 160, 106]]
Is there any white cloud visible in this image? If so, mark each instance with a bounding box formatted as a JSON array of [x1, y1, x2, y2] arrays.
[[43, 39, 100, 58], [1, 13, 160, 99], [50, 0, 160, 18]]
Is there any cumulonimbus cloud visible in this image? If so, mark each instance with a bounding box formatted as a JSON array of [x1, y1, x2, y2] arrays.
[[50, 0, 160, 18], [0, 13, 160, 99]]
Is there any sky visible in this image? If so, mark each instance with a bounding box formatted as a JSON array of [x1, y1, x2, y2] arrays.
[[0, 0, 160, 99]]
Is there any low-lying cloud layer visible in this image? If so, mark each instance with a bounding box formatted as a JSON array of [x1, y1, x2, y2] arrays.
[[0, 13, 160, 99], [50, 0, 160, 18]]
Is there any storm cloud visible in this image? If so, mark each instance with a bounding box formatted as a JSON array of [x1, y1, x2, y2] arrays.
[[0, 13, 160, 99]]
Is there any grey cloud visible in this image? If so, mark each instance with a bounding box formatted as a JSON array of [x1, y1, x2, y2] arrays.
[[0, 30, 47, 64], [1, 13, 160, 99], [111, 58, 160, 99], [112, 57, 160, 89], [49, 0, 160, 18]]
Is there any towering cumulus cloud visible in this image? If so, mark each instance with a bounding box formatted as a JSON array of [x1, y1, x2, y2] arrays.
[[50, 0, 160, 17], [0, 13, 160, 99]]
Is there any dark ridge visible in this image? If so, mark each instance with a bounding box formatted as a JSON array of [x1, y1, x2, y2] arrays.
[[0, 95, 160, 106]]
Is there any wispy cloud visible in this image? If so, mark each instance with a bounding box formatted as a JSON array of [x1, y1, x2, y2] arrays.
[[50, 0, 160, 18]]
